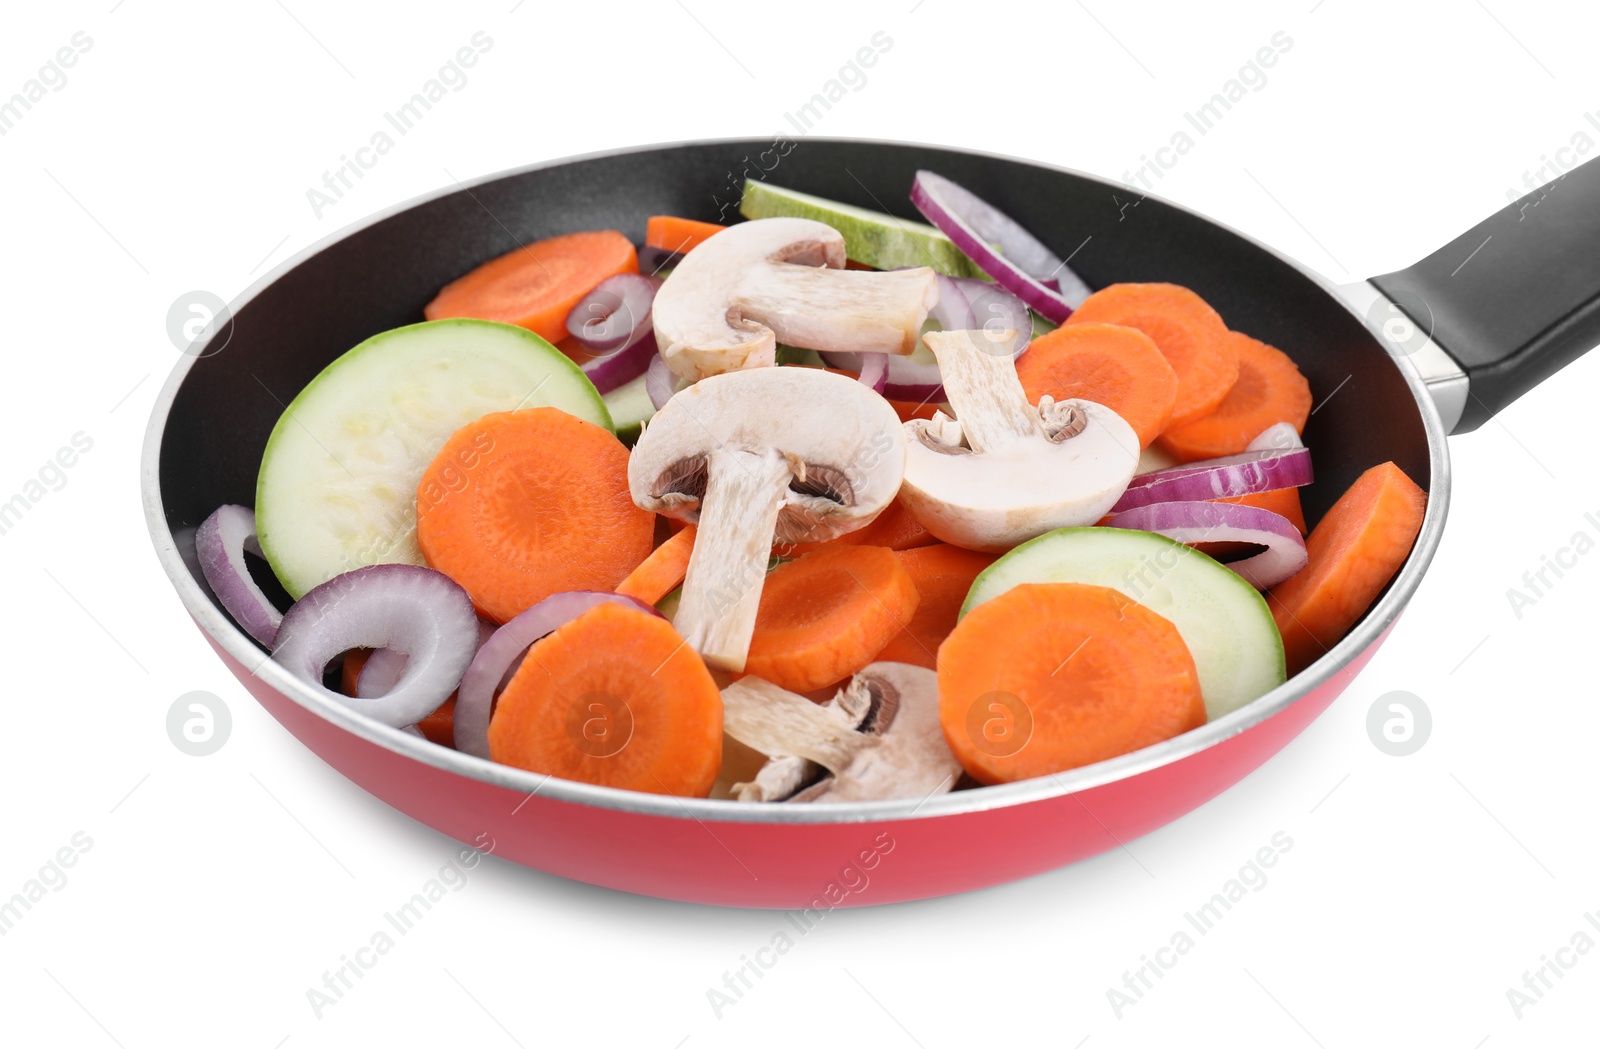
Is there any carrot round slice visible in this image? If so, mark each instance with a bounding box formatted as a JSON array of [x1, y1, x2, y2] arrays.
[[938, 582, 1205, 784], [874, 545, 996, 670], [1015, 322, 1179, 447], [416, 408, 656, 623], [487, 603, 722, 797], [645, 216, 726, 255], [424, 230, 639, 345], [743, 545, 920, 692], [1158, 332, 1312, 461], [616, 525, 697, 606], [1066, 283, 1236, 429], [1267, 462, 1426, 675]]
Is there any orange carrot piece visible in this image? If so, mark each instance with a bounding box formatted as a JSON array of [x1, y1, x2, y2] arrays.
[[645, 216, 725, 256], [744, 546, 920, 692], [1016, 322, 1179, 448], [1267, 462, 1426, 675], [776, 498, 937, 557], [416, 408, 656, 623], [424, 230, 638, 345], [487, 603, 722, 796], [617, 526, 697, 605], [888, 396, 942, 423], [938, 582, 1205, 784], [1066, 283, 1236, 429], [342, 649, 456, 747], [1220, 487, 1307, 535], [874, 545, 996, 669], [1158, 332, 1312, 461]]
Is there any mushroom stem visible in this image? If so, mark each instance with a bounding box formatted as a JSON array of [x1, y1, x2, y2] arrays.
[[740, 266, 938, 358], [921, 329, 1038, 452], [672, 448, 793, 673], [720, 676, 878, 773]]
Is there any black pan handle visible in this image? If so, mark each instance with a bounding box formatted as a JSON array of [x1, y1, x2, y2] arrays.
[[1371, 157, 1600, 432]]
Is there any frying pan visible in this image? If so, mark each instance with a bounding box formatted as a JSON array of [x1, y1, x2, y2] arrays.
[[141, 138, 1600, 908]]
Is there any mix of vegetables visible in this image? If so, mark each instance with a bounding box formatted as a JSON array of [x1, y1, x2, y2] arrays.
[[196, 169, 1428, 803]]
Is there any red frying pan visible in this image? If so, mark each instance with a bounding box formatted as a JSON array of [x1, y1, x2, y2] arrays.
[[142, 138, 1600, 907]]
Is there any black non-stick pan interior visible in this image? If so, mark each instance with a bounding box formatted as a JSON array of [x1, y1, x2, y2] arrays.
[[158, 138, 1432, 592]]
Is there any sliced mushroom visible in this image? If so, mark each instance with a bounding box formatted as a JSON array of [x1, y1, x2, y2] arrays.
[[652, 217, 940, 381], [721, 663, 960, 803], [628, 366, 905, 672], [898, 328, 1141, 552], [735, 672, 902, 801]]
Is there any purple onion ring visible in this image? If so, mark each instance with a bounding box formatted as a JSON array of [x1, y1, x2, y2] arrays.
[[1111, 447, 1314, 513], [272, 565, 478, 729], [1107, 500, 1309, 590], [195, 504, 283, 647]]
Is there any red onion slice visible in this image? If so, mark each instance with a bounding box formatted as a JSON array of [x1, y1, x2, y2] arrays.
[[1107, 501, 1309, 589], [580, 329, 660, 396], [1247, 421, 1304, 452], [911, 170, 1090, 322], [357, 618, 497, 699], [565, 274, 661, 354], [272, 565, 478, 729], [856, 353, 888, 393], [1111, 447, 1313, 512], [454, 591, 660, 759], [953, 277, 1031, 356], [195, 504, 283, 647], [645, 351, 682, 410], [637, 245, 683, 276]]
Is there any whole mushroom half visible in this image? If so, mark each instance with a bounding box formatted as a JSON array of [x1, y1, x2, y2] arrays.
[[651, 217, 940, 381], [721, 663, 960, 803], [899, 329, 1141, 551], [628, 366, 906, 672]]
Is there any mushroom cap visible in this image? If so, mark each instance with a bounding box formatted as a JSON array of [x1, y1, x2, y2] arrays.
[[652, 217, 939, 382], [802, 662, 959, 804], [628, 366, 907, 544], [899, 398, 1140, 552]]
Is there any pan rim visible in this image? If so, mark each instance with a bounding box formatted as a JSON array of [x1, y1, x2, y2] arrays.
[[140, 136, 1451, 825]]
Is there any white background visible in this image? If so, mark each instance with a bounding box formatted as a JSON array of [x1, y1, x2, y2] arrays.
[[3, 1, 1598, 1045]]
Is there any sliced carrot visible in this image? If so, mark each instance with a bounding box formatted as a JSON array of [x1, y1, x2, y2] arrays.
[[874, 545, 997, 669], [1220, 487, 1307, 535], [888, 396, 942, 423], [617, 526, 697, 605], [1015, 322, 1178, 447], [645, 216, 725, 256], [1158, 332, 1312, 461], [1066, 283, 1236, 429], [1267, 462, 1426, 675], [776, 498, 937, 557], [416, 408, 656, 623], [424, 230, 638, 345], [938, 582, 1205, 784], [744, 545, 920, 692], [487, 603, 722, 796], [342, 649, 456, 747]]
